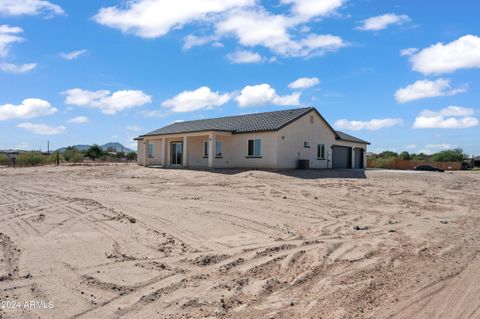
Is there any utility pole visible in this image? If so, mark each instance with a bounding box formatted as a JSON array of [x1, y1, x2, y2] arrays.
[[47, 140, 50, 155]]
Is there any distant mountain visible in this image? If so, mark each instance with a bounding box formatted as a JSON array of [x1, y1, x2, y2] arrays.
[[56, 144, 91, 152], [100, 142, 134, 153], [56, 142, 135, 153]]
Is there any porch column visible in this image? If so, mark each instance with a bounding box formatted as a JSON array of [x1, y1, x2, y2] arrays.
[[351, 148, 355, 169], [143, 139, 149, 166], [208, 132, 215, 168], [183, 136, 188, 168], [161, 138, 166, 166]]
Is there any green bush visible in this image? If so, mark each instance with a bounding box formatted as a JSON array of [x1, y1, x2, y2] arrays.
[[373, 156, 396, 168], [0, 154, 9, 165], [64, 147, 84, 162], [430, 148, 466, 162]]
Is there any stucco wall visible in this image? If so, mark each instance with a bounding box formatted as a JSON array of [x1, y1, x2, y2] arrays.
[[276, 110, 367, 169], [138, 111, 367, 169]]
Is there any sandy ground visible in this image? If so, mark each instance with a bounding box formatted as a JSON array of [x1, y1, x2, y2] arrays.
[[0, 165, 479, 319]]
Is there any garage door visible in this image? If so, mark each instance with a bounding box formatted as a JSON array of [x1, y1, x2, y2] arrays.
[[332, 146, 351, 169], [355, 148, 364, 169]]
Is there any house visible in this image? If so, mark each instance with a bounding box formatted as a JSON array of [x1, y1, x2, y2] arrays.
[[135, 107, 370, 169], [473, 156, 480, 167]]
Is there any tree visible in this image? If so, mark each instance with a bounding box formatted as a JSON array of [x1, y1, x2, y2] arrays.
[[116, 151, 125, 159], [430, 148, 466, 162], [64, 146, 83, 162], [86, 144, 104, 161], [378, 151, 398, 159], [398, 151, 411, 160], [126, 152, 137, 161]]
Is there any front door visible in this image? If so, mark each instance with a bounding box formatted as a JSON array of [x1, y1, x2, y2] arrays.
[[171, 142, 183, 165]]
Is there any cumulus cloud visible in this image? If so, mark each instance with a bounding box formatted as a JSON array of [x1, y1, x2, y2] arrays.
[[216, 9, 346, 57], [17, 122, 66, 135], [94, 0, 253, 38], [425, 143, 455, 150], [394, 78, 466, 104], [60, 49, 87, 60], [334, 118, 403, 131], [162, 86, 231, 112], [62, 88, 152, 114], [288, 77, 320, 89], [68, 116, 89, 124], [409, 35, 480, 74], [0, 0, 63, 16], [94, 0, 347, 59], [236, 83, 301, 107], [356, 13, 410, 31], [226, 50, 263, 64], [0, 62, 36, 73], [0, 98, 57, 121], [413, 106, 479, 129], [0, 24, 24, 58]]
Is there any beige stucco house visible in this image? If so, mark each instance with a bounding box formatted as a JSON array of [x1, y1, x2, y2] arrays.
[[135, 107, 369, 169]]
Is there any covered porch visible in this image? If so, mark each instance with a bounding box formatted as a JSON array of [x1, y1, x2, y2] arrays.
[[139, 131, 232, 168]]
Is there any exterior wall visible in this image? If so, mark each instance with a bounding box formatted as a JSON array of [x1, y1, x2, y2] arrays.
[[138, 111, 368, 169], [276, 110, 367, 169]]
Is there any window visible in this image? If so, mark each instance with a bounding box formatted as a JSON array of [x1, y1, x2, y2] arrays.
[[204, 141, 208, 157], [216, 141, 223, 157], [317, 144, 325, 159], [148, 143, 154, 158], [248, 139, 261, 157], [304, 141, 310, 148]]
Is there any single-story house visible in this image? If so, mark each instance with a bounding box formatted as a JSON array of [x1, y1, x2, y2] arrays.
[[135, 107, 370, 169]]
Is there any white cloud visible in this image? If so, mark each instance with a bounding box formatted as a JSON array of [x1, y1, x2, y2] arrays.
[[405, 144, 417, 149], [400, 48, 418, 56], [334, 118, 403, 131], [226, 50, 263, 64], [356, 13, 410, 31], [288, 77, 320, 89], [0, 24, 24, 58], [0, 98, 57, 121], [62, 88, 152, 115], [413, 106, 479, 129], [394, 78, 466, 104], [162, 86, 231, 112], [94, 1, 347, 59], [126, 125, 142, 132], [281, 0, 344, 19], [236, 83, 301, 107], [17, 122, 66, 135], [0, 0, 63, 16], [68, 116, 89, 124], [410, 35, 480, 74], [60, 49, 87, 60], [94, 0, 253, 38], [0, 62, 36, 73], [216, 9, 346, 57]]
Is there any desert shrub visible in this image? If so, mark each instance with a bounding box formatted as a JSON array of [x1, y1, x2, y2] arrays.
[[16, 152, 44, 166], [0, 154, 9, 165], [374, 157, 396, 168], [126, 152, 137, 161], [64, 147, 84, 162]]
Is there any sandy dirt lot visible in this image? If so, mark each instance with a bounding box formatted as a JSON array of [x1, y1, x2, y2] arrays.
[[0, 165, 479, 319]]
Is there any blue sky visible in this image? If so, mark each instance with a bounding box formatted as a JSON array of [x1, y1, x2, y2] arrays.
[[0, 0, 479, 155]]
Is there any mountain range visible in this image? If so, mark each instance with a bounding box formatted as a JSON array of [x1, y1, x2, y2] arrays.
[[56, 142, 135, 153]]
